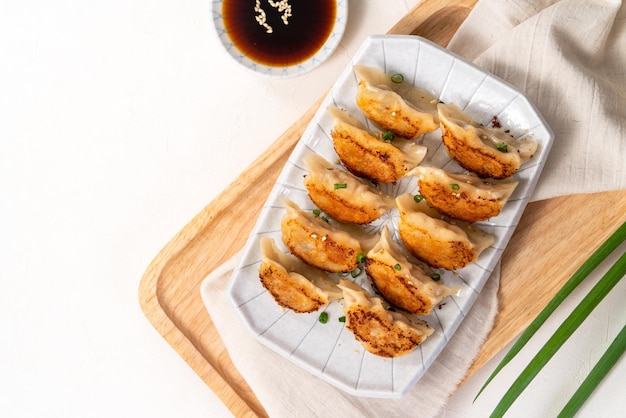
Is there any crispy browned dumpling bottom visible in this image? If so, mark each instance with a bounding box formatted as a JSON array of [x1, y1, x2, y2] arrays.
[[345, 302, 430, 357], [258, 237, 342, 313], [327, 106, 426, 184], [366, 258, 435, 316], [259, 261, 331, 313], [364, 226, 459, 315], [353, 65, 440, 139], [356, 84, 439, 140], [396, 194, 494, 270], [418, 177, 502, 222], [303, 154, 394, 224], [282, 216, 360, 273], [305, 182, 386, 224], [412, 166, 518, 223], [331, 125, 414, 184], [339, 280, 433, 357], [440, 119, 520, 179], [280, 199, 365, 273], [398, 221, 477, 270], [438, 102, 537, 180]]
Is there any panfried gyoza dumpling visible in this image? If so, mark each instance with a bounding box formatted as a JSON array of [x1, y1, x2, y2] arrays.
[[337, 279, 433, 357], [354, 65, 439, 139], [438, 103, 538, 179], [280, 198, 378, 273], [408, 166, 518, 222], [365, 227, 460, 315], [328, 106, 427, 183], [396, 193, 495, 270], [303, 154, 394, 224], [259, 237, 342, 313]]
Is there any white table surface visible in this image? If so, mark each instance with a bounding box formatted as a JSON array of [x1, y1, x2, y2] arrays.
[[2, 1, 624, 417]]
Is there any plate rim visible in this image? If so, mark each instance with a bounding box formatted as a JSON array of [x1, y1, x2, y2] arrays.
[[227, 33, 555, 397]]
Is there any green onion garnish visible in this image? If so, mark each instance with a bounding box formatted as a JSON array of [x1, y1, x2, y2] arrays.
[[321, 216, 329, 223], [334, 183, 347, 189], [338, 316, 346, 323], [351, 267, 362, 278], [318, 312, 329, 324], [356, 252, 366, 263], [477, 221, 626, 416], [559, 323, 626, 416], [312, 209, 321, 216], [496, 143, 508, 152], [489, 251, 626, 416], [394, 263, 401, 271], [382, 130, 395, 142], [429, 273, 441, 281], [450, 183, 460, 191], [414, 194, 424, 203], [390, 73, 404, 83]]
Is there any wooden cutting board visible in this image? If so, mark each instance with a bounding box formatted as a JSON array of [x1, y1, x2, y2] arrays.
[[138, 0, 626, 416]]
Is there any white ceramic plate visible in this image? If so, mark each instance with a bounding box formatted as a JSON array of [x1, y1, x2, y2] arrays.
[[211, 0, 348, 78], [227, 35, 554, 398]]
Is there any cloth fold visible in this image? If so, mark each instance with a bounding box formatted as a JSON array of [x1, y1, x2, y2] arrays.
[[201, 1, 625, 416], [448, 0, 625, 202]]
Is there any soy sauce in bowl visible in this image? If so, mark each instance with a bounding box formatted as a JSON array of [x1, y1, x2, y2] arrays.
[[222, 0, 337, 68]]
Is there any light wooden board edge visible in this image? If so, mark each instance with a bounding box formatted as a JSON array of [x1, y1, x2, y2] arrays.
[[138, 119, 305, 417], [138, 98, 320, 417]]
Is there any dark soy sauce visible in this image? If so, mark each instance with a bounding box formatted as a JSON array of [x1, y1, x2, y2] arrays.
[[223, 0, 337, 67]]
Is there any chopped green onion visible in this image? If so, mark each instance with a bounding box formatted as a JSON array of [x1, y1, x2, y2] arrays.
[[558, 323, 626, 417], [312, 209, 321, 216], [496, 143, 508, 152], [318, 312, 329, 324], [382, 130, 395, 142], [489, 251, 626, 416], [338, 316, 346, 323], [450, 183, 460, 191], [351, 267, 362, 278], [390, 73, 404, 83], [356, 252, 367, 263], [476, 221, 626, 404], [414, 194, 424, 203], [337, 271, 349, 277], [429, 273, 441, 281], [333, 183, 347, 189], [321, 216, 329, 223], [394, 263, 401, 271]]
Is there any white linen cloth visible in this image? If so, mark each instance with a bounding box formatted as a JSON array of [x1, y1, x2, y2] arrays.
[[201, 1, 626, 416], [448, 0, 625, 201]]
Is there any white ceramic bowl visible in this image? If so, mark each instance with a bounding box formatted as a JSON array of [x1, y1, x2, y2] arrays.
[[212, 0, 348, 78]]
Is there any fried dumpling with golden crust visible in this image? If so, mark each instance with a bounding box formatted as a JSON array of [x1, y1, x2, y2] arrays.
[[408, 166, 518, 222], [337, 279, 434, 357], [259, 237, 342, 313], [396, 193, 495, 270], [365, 227, 460, 315], [438, 103, 538, 179], [303, 154, 394, 224], [354, 65, 439, 139], [280, 198, 378, 273], [328, 106, 427, 183]]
